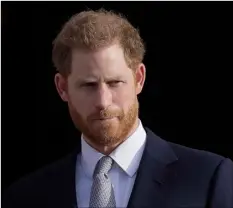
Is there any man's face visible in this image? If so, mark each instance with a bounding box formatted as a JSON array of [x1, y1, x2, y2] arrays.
[[55, 44, 146, 147]]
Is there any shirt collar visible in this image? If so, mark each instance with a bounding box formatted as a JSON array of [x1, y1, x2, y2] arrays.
[[81, 119, 147, 178]]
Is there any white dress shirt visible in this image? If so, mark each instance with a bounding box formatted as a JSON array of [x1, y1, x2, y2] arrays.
[[75, 119, 147, 208]]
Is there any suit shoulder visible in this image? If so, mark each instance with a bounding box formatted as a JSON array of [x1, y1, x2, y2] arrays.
[[3, 151, 77, 196], [168, 141, 226, 169]]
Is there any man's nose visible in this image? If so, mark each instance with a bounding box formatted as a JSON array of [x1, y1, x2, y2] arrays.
[[94, 84, 113, 110]]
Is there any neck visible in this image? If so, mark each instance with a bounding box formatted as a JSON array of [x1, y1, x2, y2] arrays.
[[84, 119, 139, 155]]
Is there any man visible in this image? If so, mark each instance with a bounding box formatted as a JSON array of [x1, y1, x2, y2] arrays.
[[3, 9, 233, 208]]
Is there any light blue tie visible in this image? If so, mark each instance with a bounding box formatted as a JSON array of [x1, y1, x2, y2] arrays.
[[89, 156, 116, 208]]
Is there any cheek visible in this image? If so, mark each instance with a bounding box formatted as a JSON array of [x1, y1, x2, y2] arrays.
[[113, 86, 136, 109], [67, 82, 92, 119], [68, 91, 91, 117]]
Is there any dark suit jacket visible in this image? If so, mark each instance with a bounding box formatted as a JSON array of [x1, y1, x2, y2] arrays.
[[2, 127, 233, 208]]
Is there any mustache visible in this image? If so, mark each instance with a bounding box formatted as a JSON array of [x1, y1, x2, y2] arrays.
[[88, 109, 123, 120]]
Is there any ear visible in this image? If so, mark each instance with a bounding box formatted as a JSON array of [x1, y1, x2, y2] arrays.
[[135, 63, 146, 95], [54, 73, 69, 102]]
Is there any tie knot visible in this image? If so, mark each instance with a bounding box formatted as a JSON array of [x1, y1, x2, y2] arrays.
[[93, 156, 113, 177]]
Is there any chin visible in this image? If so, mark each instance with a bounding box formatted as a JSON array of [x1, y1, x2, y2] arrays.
[[89, 124, 121, 145]]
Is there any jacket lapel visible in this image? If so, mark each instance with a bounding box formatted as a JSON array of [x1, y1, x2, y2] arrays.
[[127, 127, 178, 208]]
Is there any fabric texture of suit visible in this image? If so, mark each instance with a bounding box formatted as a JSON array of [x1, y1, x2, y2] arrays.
[[2, 127, 233, 208]]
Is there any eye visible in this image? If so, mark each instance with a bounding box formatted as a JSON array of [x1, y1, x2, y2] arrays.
[[108, 81, 123, 87], [83, 82, 97, 87]]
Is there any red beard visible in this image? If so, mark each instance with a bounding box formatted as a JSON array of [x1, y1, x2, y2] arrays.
[[68, 99, 139, 147]]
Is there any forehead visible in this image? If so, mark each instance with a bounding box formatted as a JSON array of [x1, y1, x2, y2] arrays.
[[70, 44, 131, 78]]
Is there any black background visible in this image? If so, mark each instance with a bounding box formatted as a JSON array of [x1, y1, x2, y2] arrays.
[[2, 1, 233, 190]]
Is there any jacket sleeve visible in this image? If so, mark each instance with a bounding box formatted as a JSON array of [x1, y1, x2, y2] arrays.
[[209, 158, 233, 208]]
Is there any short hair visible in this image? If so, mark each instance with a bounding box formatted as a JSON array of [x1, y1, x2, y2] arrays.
[[52, 9, 146, 77]]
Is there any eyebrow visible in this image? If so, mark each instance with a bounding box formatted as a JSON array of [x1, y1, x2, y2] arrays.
[[76, 76, 124, 84]]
